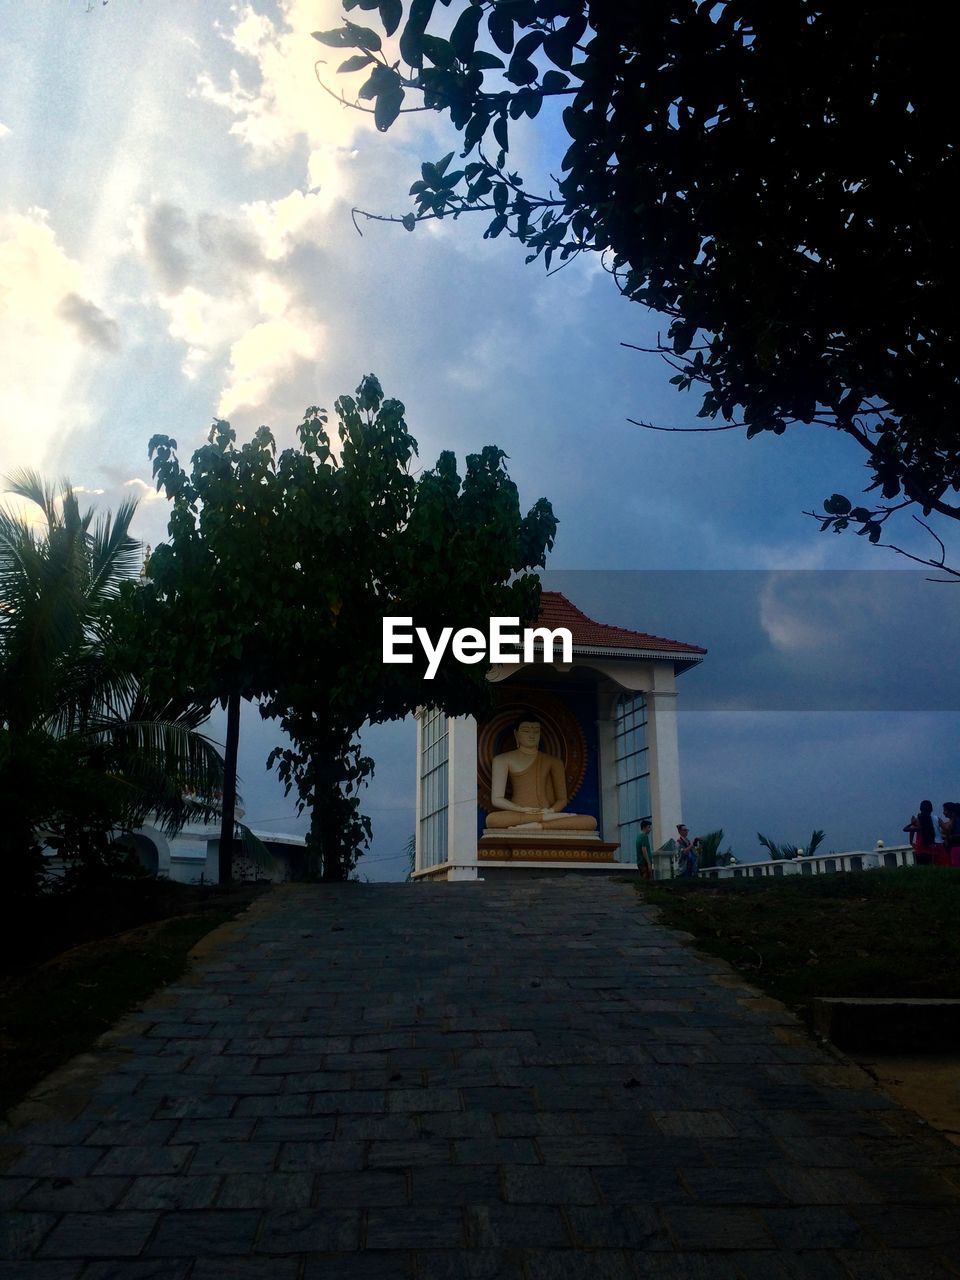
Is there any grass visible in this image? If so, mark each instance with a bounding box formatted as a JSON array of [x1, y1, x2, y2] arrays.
[[641, 867, 960, 1024], [0, 880, 268, 1117]]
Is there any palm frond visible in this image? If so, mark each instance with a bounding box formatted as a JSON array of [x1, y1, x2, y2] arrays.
[[89, 496, 142, 602], [4, 469, 63, 531], [86, 714, 224, 781], [757, 832, 781, 860], [88, 717, 228, 837], [237, 824, 277, 876]]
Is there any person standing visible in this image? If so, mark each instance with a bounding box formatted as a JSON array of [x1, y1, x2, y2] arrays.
[[940, 802, 960, 868], [636, 818, 654, 879], [904, 800, 937, 865], [676, 823, 695, 876]]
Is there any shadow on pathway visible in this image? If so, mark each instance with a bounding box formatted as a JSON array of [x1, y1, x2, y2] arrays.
[[2, 878, 959, 1278]]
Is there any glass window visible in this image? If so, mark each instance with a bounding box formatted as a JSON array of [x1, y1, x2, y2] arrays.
[[418, 708, 449, 869], [614, 693, 650, 864]]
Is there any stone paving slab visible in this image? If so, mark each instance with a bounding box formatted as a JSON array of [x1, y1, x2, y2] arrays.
[[2, 878, 960, 1278]]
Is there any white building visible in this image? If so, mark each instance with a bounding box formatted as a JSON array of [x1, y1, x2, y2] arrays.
[[126, 820, 306, 884], [414, 591, 705, 881]]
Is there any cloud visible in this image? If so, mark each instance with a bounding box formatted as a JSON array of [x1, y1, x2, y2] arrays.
[[124, 477, 168, 504], [0, 122, 10, 140], [0, 207, 119, 473], [195, 0, 389, 230], [197, 211, 263, 268], [758, 570, 885, 655], [446, 323, 530, 394], [138, 201, 193, 292], [197, 0, 362, 161], [242, 188, 335, 259], [132, 192, 328, 417], [58, 292, 120, 352], [154, 283, 250, 380], [218, 307, 324, 418]]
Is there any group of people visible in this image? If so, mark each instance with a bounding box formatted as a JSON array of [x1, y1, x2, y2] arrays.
[[904, 800, 960, 867], [634, 820, 700, 879]]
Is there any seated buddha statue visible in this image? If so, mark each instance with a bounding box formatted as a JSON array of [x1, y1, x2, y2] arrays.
[[484, 717, 597, 833]]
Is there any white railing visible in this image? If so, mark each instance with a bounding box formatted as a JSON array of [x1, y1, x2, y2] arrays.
[[699, 845, 915, 880]]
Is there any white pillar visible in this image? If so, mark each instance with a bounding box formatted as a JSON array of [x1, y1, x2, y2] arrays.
[[646, 681, 682, 852], [446, 715, 478, 879], [414, 711, 425, 874]]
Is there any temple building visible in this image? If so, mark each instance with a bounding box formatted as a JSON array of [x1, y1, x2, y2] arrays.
[[413, 591, 706, 880]]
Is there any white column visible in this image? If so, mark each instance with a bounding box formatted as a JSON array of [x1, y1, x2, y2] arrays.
[[446, 715, 479, 880], [646, 677, 682, 852], [413, 710, 425, 874]]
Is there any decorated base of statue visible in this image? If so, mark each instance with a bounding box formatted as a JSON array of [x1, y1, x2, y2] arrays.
[[477, 836, 620, 863]]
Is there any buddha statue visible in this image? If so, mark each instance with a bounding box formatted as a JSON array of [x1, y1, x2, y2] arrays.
[[484, 716, 597, 833]]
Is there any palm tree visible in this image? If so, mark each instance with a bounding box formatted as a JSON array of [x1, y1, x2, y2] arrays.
[[0, 471, 226, 891], [757, 829, 826, 861]]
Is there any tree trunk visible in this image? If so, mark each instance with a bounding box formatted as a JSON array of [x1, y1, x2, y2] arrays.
[[218, 689, 241, 885], [316, 795, 345, 882]]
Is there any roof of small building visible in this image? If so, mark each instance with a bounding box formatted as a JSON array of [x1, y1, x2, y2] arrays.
[[537, 591, 706, 668]]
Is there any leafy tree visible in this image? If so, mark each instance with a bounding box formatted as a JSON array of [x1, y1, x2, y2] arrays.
[[0, 473, 225, 894], [319, 2, 960, 572], [144, 375, 557, 882], [126, 420, 298, 884]]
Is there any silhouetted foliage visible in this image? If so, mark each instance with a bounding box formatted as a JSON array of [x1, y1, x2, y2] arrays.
[[139, 375, 557, 881], [0, 476, 224, 894], [321, 2, 960, 569]]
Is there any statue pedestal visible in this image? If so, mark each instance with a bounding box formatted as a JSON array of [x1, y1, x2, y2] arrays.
[[478, 836, 619, 863]]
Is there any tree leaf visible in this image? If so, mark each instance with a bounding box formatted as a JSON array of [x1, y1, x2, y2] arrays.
[[488, 8, 515, 54], [400, 0, 436, 67], [379, 0, 403, 37], [471, 51, 506, 71], [312, 28, 356, 48], [422, 34, 455, 68], [671, 322, 695, 355], [338, 53, 375, 73], [542, 29, 573, 69], [450, 5, 483, 60], [345, 20, 383, 51], [375, 84, 405, 131], [823, 494, 852, 516], [541, 69, 570, 92]]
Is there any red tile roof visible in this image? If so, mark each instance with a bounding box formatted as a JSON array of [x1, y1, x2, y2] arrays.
[[537, 591, 706, 661]]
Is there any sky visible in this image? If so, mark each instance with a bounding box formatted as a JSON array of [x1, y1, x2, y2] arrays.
[[2, 1, 955, 875]]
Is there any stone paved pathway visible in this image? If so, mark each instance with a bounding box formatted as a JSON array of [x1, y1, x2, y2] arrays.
[[2, 878, 960, 1279]]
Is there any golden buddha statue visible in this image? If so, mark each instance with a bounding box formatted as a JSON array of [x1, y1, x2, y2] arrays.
[[484, 717, 597, 833]]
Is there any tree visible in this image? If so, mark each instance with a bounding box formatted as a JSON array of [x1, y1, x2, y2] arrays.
[[757, 830, 825, 862], [145, 375, 557, 881], [318, 2, 960, 572], [697, 829, 734, 870], [127, 421, 297, 884], [0, 473, 225, 893]]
